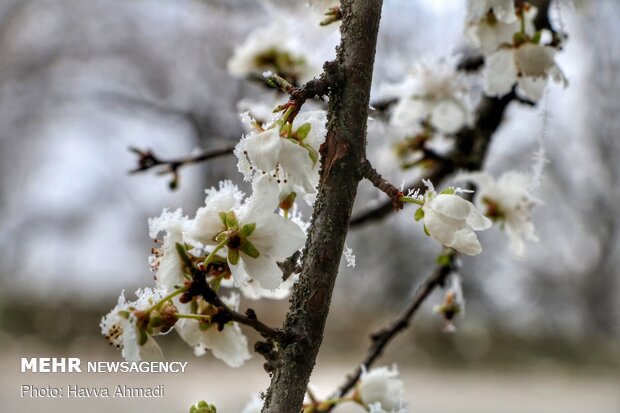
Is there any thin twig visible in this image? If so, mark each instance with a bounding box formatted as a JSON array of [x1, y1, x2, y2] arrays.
[[128, 145, 236, 189], [360, 159, 404, 210], [333, 263, 452, 400], [182, 265, 297, 344]]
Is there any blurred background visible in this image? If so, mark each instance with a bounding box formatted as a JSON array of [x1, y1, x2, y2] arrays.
[[0, 0, 618, 412]]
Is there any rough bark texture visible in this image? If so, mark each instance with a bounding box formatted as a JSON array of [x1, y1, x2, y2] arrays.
[[262, 1, 383, 411]]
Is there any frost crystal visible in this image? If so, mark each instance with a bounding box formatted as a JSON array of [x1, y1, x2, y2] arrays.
[[344, 243, 356, 268]]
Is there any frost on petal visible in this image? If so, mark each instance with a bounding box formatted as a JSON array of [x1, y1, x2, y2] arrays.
[[240, 174, 280, 225], [428, 194, 474, 220], [484, 49, 517, 97], [148, 208, 188, 292]]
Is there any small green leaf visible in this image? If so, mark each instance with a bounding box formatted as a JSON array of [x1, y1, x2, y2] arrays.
[[414, 207, 425, 222], [240, 222, 256, 237], [436, 254, 451, 267], [228, 248, 240, 266], [303, 143, 319, 166], [295, 122, 312, 141], [531, 30, 542, 44], [440, 187, 455, 195], [240, 239, 260, 258], [423, 224, 431, 237], [218, 212, 227, 226], [138, 328, 148, 346], [225, 211, 238, 229]]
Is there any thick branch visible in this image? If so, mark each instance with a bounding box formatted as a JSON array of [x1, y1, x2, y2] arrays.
[[262, 1, 384, 411]]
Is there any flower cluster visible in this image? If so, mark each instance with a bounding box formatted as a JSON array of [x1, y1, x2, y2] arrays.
[[102, 175, 306, 366], [381, 61, 473, 135], [465, 0, 567, 100], [236, 109, 327, 206]]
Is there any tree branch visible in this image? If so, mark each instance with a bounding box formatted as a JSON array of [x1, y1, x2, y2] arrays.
[[262, 1, 384, 411], [360, 159, 404, 210], [128, 145, 236, 189], [181, 264, 296, 344]]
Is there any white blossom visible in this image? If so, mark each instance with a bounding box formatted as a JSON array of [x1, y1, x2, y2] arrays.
[[421, 183, 492, 256], [236, 110, 327, 202], [484, 42, 567, 101], [148, 208, 190, 293], [466, 0, 517, 24], [175, 293, 251, 368], [381, 61, 472, 134], [227, 18, 321, 85], [358, 365, 406, 413], [461, 171, 539, 257], [100, 288, 167, 362], [188, 175, 305, 290], [466, 7, 536, 56]]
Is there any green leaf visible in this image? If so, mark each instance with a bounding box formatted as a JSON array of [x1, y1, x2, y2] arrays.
[[532, 30, 542, 44], [240, 239, 260, 258], [295, 122, 312, 141], [225, 211, 238, 229], [414, 207, 425, 222], [303, 143, 319, 166], [240, 223, 256, 237], [423, 224, 431, 237], [218, 212, 227, 226], [440, 187, 455, 195], [138, 328, 148, 346], [227, 248, 240, 266]]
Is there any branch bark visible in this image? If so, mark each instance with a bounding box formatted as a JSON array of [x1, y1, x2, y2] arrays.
[[262, 1, 384, 411]]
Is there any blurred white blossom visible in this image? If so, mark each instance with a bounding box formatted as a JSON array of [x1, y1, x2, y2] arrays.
[[381, 61, 473, 134], [461, 171, 540, 257], [357, 365, 406, 413], [484, 42, 567, 101]]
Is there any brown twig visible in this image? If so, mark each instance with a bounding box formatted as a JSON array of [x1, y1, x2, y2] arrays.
[[128, 145, 236, 189], [360, 159, 404, 210], [332, 262, 453, 400], [182, 263, 297, 344]]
